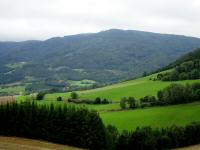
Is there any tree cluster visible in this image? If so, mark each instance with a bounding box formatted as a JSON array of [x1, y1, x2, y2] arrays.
[[0, 102, 107, 149], [120, 97, 137, 109], [68, 97, 111, 105], [157, 83, 200, 105], [120, 83, 200, 109], [107, 122, 200, 150], [68, 92, 111, 105], [36, 92, 46, 100], [156, 60, 200, 81]]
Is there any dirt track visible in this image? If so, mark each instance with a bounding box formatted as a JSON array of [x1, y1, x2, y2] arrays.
[[174, 144, 200, 150], [0, 136, 84, 150], [0, 96, 16, 105]]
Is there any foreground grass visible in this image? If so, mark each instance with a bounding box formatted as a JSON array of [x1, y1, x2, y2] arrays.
[[100, 102, 200, 131], [0, 136, 84, 150]]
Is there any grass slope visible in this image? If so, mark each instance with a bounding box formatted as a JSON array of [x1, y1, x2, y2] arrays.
[[44, 73, 200, 101], [16, 73, 200, 132], [101, 102, 200, 131]]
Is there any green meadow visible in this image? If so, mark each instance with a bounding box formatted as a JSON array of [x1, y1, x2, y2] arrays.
[[100, 102, 200, 131], [16, 73, 200, 131], [44, 73, 200, 101]]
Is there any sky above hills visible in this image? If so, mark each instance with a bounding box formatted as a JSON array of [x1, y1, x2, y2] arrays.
[[0, 0, 200, 41]]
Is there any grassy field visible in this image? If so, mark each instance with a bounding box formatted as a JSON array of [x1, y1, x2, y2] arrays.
[[68, 79, 96, 87], [100, 102, 200, 131], [0, 86, 25, 95], [16, 73, 200, 132], [0, 136, 84, 150], [43, 73, 200, 101]]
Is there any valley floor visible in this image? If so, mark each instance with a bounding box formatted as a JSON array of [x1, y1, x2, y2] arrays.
[[0, 136, 84, 150]]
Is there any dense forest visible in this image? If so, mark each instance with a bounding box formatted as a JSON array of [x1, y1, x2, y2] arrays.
[[156, 59, 200, 81], [155, 48, 200, 81]]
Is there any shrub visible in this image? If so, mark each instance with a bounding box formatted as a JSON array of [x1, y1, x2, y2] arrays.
[[36, 92, 46, 100], [128, 97, 136, 109], [94, 97, 101, 104], [120, 97, 127, 109], [57, 96, 62, 101], [102, 98, 109, 104], [70, 92, 78, 99], [158, 84, 192, 104]]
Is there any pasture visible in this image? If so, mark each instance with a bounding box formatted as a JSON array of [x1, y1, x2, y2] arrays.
[[44, 73, 200, 101], [16, 73, 200, 132], [100, 102, 200, 131]]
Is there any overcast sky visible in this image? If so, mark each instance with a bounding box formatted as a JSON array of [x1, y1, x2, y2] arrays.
[[0, 0, 200, 41]]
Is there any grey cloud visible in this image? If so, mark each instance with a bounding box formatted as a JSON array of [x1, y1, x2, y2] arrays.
[[0, 0, 199, 41]]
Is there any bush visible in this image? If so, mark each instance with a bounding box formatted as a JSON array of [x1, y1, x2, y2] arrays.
[[68, 98, 110, 105], [102, 98, 110, 104], [70, 92, 78, 99], [57, 96, 62, 101], [94, 97, 101, 104], [36, 92, 46, 100], [128, 97, 136, 109], [120, 97, 128, 109], [158, 84, 192, 104]]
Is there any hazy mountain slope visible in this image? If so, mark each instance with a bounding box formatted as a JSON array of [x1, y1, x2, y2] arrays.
[[164, 48, 200, 70], [1, 29, 200, 87]]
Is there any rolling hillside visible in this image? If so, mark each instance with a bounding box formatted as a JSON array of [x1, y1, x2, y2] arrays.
[[43, 72, 200, 101], [1, 29, 200, 94], [101, 102, 200, 131], [17, 71, 200, 131], [16, 48, 200, 132]]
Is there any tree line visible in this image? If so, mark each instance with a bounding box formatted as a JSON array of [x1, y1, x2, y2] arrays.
[[0, 102, 107, 150], [107, 122, 200, 150], [156, 59, 200, 81], [120, 83, 200, 109], [26, 91, 111, 105]]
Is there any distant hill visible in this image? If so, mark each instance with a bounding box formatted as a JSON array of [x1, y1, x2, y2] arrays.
[[1, 29, 200, 92]]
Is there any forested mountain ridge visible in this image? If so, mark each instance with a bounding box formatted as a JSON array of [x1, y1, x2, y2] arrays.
[[164, 48, 200, 69], [1, 29, 200, 91], [156, 48, 200, 81]]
